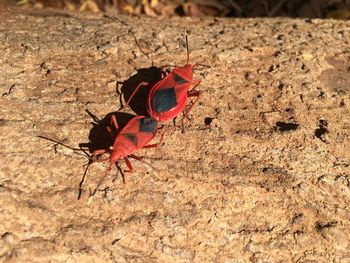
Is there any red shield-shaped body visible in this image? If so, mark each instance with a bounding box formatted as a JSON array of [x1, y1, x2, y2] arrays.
[[147, 64, 194, 122], [110, 116, 158, 162]]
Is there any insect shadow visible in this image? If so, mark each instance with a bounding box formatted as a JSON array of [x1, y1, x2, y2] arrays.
[[77, 109, 138, 198], [80, 109, 135, 154], [117, 66, 164, 116], [39, 109, 136, 200]]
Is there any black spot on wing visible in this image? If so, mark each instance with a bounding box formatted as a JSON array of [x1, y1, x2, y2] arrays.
[[139, 117, 158, 133], [173, 73, 189, 84], [153, 88, 177, 112], [123, 133, 137, 145]]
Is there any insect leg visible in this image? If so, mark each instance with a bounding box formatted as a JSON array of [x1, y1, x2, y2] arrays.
[[106, 126, 115, 139], [172, 116, 177, 127], [129, 154, 155, 170], [181, 83, 201, 132], [143, 133, 164, 148], [187, 90, 200, 98], [110, 114, 119, 130], [115, 163, 126, 184], [90, 162, 113, 197], [77, 161, 92, 200], [92, 149, 111, 162], [92, 149, 107, 156], [106, 114, 120, 139], [123, 81, 149, 109], [123, 157, 134, 172], [189, 79, 201, 92]]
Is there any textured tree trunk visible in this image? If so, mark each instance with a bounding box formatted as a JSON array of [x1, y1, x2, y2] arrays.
[[1, 7, 350, 262]]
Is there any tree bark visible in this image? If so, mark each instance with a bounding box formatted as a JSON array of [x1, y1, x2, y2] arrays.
[[1, 7, 350, 262]]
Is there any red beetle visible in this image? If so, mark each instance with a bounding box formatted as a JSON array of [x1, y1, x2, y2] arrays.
[[124, 35, 201, 130], [92, 115, 162, 179]]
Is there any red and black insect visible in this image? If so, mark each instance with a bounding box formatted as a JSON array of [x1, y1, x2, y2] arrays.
[[93, 114, 162, 178], [124, 34, 202, 130], [39, 113, 162, 198]]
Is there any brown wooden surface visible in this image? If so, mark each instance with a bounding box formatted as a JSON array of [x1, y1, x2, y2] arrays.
[[1, 7, 350, 262]]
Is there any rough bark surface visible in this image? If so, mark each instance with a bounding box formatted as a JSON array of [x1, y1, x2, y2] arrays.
[[1, 7, 350, 263]]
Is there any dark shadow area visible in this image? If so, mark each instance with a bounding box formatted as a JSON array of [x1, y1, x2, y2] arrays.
[[79, 109, 135, 153], [275, 121, 299, 132], [204, 117, 214, 125], [314, 119, 328, 143], [117, 66, 164, 116], [79, 110, 137, 197], [38, 109, 136, 199]]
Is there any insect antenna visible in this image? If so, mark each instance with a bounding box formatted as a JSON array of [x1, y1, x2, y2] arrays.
[[37, 135, 91, 159], [183, 31, 210, 70], [134, 35, 151, 61], [38, 135, 96, 200], [185, 30, 189, 65], [192, 63, 211, 71]]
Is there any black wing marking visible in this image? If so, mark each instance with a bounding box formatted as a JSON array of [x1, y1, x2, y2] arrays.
[[152, 88, 177, 112], [173, 73, 189, 84], [123, 133, 138, 145], [139, 117, 158, 133]]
